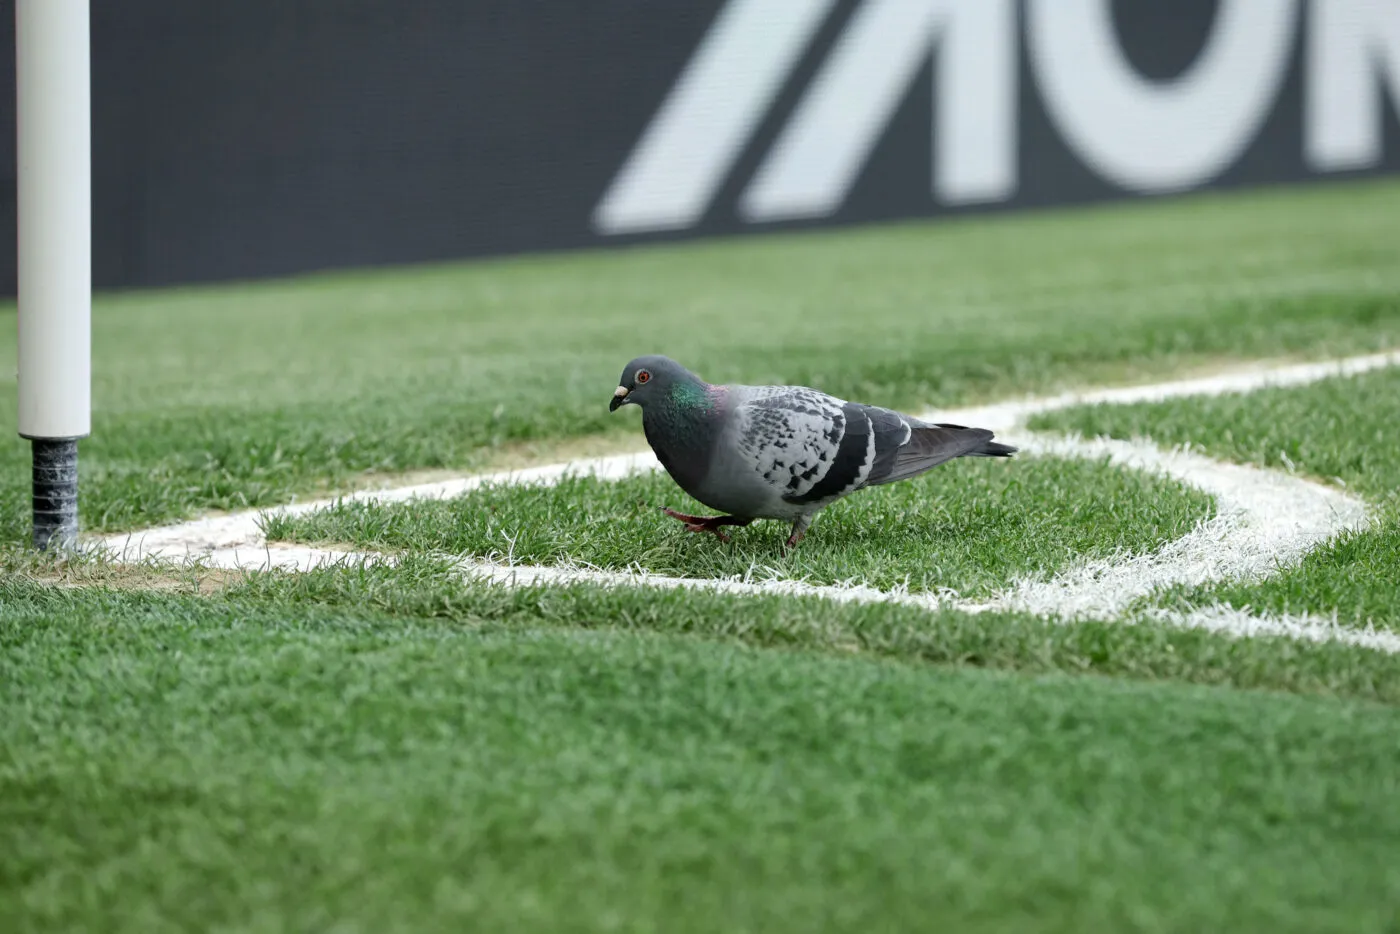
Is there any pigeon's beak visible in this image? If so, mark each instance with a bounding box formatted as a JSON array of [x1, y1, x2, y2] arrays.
[[609, 385, 631, 412]]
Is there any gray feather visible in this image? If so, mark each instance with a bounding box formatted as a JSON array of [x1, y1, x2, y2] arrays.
[[724, 385, 1015, 507], [728, 388, 848, 501], [865, 420, 1001, 486]]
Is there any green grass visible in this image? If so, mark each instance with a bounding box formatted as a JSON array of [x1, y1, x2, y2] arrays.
[[3, 179, 1400, 544], [224, 557, 1400, 703], [263, 454, 1213, 597], [4, 577, 1400, 933], [4, 180, 1400, 931], [1032, 367, 1400, 626]]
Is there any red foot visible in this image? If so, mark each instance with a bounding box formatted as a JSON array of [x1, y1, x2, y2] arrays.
[[782, 518, 812, 555], [660, 507, 753, 543]]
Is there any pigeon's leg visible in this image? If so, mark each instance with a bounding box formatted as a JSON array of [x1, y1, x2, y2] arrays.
[[783, 515, 814, 554], [660, 507, 753, 543]]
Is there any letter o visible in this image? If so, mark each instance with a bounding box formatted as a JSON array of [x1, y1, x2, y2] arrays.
[[1027, 0, 1298, 192]]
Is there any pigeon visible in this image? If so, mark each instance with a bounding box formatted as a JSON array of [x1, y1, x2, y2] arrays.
[[608, 355, 1016, 551]]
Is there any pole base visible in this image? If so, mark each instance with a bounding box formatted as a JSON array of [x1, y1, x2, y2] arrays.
[[31, 437, 79, 551]]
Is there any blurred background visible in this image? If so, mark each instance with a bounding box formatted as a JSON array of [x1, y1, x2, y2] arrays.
[[1, 0, 1396, 296]]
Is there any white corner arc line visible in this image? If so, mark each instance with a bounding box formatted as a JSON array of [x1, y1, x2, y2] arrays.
[[101, 350, 1400, 653]]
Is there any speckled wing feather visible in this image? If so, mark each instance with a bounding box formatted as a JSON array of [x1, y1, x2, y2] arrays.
[[729, 387, 876, 506], [731, 386, 1001, 506]]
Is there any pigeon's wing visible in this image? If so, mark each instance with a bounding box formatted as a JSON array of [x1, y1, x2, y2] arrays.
[[729, 387, 911, 506], [729, 387, 857, 505], [863, 416, 1001, 486], [731, 385, 1013, 505]]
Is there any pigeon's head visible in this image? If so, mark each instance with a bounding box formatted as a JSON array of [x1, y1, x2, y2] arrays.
[[610, 355, 700, 412]]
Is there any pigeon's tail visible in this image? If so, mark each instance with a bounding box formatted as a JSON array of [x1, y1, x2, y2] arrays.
[[964, 439, 1017, 458], [866, 420, 1015, 486]]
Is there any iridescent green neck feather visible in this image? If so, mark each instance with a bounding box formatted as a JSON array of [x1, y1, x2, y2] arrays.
[[669, 380, 717, 412]]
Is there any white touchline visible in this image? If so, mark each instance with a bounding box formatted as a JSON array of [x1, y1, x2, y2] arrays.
[[102, 350, 1400, 653]]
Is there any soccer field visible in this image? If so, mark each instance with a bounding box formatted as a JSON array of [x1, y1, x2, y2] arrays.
[[3, 179, 1400, 932]]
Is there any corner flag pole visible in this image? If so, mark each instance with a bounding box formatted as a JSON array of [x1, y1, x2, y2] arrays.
[[15, 0, 91, 551]]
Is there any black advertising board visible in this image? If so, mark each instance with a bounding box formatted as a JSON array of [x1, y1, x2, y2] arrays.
[[0, 0, 1396, 293]]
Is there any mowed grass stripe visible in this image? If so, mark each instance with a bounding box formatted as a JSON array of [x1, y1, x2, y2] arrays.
[[225, 559, 1400, 701], [2, 180, 1400, 544], [12, 554, 1394, 705], [1032, 366, 1400, 627], [3, 580, 1400, 932], [262, 454, 1214, 598]]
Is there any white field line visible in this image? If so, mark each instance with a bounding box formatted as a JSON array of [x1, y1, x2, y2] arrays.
[[930, 348, 1400, 432], [102, 350, 1400, 652]]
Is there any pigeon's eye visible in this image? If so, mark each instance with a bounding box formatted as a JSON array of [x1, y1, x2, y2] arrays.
[[635, 370, 651, 385]]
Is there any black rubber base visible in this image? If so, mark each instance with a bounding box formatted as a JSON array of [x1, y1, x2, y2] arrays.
[[32, 437, 79, 551]]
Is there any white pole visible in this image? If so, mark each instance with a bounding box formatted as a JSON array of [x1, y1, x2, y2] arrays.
[[15, 0, 91, 550]]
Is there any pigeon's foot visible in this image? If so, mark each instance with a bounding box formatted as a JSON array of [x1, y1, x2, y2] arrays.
[[660, 507, 753, 543], [782, 516, 814, 555]]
